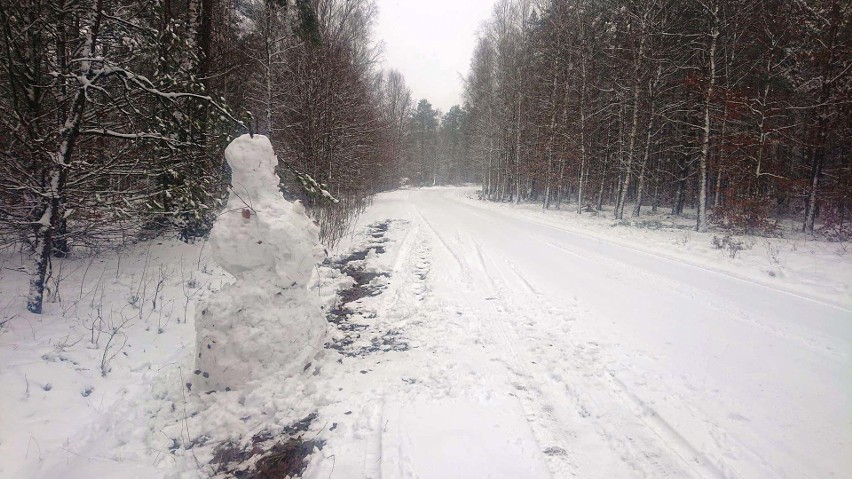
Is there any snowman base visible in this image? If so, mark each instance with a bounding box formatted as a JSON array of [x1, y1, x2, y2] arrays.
[[194, 280, 324, 392]]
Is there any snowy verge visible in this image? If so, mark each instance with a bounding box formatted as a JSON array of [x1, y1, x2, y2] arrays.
[[0, 210, 418, 478], [0, 239, 229, 478]]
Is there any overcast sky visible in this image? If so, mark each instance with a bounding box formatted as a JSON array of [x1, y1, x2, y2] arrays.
[[373, 0, 497, 113]]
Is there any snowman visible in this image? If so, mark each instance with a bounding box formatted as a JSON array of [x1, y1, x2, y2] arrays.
[[194, 134, 326, 392]]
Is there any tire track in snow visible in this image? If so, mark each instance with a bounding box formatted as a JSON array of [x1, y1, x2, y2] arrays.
[[420, 216, 620, 478], [411, 205, 466, 273], [468, 239, 594, 478], [410, 212, 559, 477], [468, 237, 719, 479], [516, 228, 844, 362], [417, 206, 626, 476], [460, 195, 848, 363], [410, 196, 730, 478], [443, 191, 801, 478], [456, 193, 851, 312], [494, 229, 833, 478]]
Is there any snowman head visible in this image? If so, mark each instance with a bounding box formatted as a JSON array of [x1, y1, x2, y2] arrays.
[[224, 134, 281, 204]]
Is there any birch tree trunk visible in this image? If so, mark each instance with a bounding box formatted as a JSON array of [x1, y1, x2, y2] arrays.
[[632, 104, 654, 217], [543, 58, 559, 209], [696, 5, 719, 232], [576, 12, 588, 214], [28, 0, 102, 313], [615, 32, 646, 220]]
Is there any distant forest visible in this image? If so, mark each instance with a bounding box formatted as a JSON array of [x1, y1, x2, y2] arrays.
[[1, 0, 849, 314]]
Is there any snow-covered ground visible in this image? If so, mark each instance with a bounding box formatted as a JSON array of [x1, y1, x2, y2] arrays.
[[0, 239, 232, 477], [1, 186, 850, 478]]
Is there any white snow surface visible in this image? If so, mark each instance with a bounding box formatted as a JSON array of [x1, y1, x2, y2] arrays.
[[0, 186, 849, 479], [196, 134, 326, 391]]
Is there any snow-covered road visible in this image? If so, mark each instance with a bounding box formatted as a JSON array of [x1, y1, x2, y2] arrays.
[[319, 187, 851, 479]]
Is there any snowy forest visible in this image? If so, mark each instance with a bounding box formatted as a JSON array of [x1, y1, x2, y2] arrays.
[[464, 0, 850, 233], [0, 0, 470, 314], [0, 1, 850, 478]]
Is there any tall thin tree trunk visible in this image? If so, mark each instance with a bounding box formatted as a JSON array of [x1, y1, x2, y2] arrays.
[[576, 18, 588, 214], [804, 0, 839, 234], [555, 138, 566, 209], [697, 7, 719, 232], [597, 125, 613, 211], [543, 57, 560, 209], [29, 0, 101, 313], [651, 154, 661, 213], [265, 28, 274, 135], [597, 156, 608, 211], [633, 106, 654, 217], [28, 171, 59, 314], [714, 101, 728, 208], [514, 96, 523, 204], [615, 32, 646, 220]]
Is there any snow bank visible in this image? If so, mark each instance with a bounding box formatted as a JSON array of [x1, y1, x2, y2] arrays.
[[195, 134, 326, 392]]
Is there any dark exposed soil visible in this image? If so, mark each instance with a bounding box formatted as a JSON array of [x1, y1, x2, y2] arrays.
[[211, 413, 322, 478], [324, 220, 409, 357], [206, 221, 415, 477]]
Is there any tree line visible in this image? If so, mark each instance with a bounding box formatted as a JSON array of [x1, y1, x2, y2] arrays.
[[462, 0, 850, 236]]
